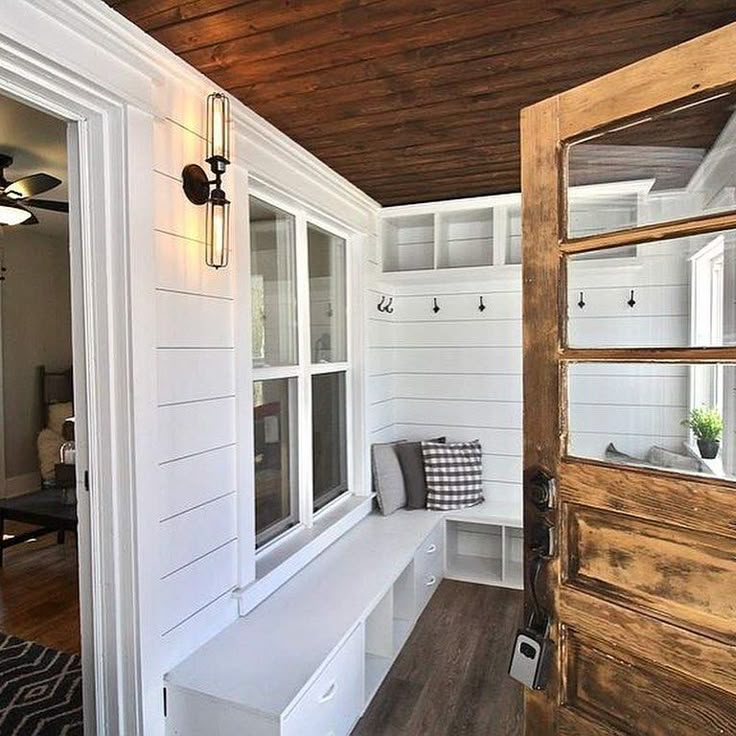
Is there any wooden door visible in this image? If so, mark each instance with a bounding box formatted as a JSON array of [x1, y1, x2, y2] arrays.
[[522, 22, 736, 736]]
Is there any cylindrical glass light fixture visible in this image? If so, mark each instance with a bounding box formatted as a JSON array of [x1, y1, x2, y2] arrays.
[[205, 189, 230, 269], [206, 92, 230, 164]]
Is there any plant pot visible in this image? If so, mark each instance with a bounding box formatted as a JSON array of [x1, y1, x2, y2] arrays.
[[697, 439, 720, 459]]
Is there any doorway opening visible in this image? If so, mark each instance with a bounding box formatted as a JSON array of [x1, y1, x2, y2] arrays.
[[0, 92, 86, 735]]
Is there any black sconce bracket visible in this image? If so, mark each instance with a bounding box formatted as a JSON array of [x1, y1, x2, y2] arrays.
[[182, 155, 230, 207], [182, 164, 211, 205]]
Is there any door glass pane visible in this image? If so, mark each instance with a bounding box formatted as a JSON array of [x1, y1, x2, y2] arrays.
[[567, 363, 736, 481], [254, 378, 298, 547], [308, 224, 347, 363], [567, 231, 736, 348], [250, 197, 298, 368], [566, 90, 736, 238], [312, 372, 348, 511]]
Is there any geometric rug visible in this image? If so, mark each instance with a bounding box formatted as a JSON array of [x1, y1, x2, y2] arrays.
[[0, 633, 82, 735]]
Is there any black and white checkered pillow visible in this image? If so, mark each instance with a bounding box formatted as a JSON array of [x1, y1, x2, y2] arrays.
[[421, 440, 484, 511]]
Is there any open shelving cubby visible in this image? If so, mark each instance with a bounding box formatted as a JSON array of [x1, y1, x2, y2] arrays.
[[381, 213, 434, 272], [436, 208, 493, 269], [445, 518, 523, 589], [363, 560, 418, 703]]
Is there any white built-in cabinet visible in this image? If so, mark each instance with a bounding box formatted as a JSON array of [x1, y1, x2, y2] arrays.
[[165, 504, 520, 736]]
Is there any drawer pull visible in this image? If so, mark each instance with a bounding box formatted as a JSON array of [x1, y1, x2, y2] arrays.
[[318, 680, 338, 704], [425, 543, 437, 554], [425, 575, 437, 587]]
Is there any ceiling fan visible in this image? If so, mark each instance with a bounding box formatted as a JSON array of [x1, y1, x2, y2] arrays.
[[0, 153, 69, 226]]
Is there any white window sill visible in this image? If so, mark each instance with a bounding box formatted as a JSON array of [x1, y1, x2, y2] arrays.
[[234, 494, 374, 616]]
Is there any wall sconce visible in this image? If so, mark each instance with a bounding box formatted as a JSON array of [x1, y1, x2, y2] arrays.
[[182, 92, 231, 269]]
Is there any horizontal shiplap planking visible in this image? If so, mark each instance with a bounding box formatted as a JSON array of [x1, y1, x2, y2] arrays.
[[155, 231, 232, 299], [154, 170, 206, 243], [159, 540, 238, 636], [153, 116, 205, 182], [379, 346, 522, 374], [156, 291, 233, 348], [159, 493, 238, 578], [569, 316, 688, 348], [158, 397, 236, 464], [369, 318, 521, 348], [394, 423, 522, 457], [159, 444, 237, 521], [157, 349, 235, 406]]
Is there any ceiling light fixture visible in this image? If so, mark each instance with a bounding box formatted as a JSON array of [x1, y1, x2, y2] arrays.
[[0, 202, 32, 226], [182, 92, 231, 269]]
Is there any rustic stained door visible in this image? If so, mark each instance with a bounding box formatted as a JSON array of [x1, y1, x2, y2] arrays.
[[522, 22, 736, 736]]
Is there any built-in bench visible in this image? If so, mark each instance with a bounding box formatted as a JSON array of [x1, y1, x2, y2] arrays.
[[165, 500, 522, 736]]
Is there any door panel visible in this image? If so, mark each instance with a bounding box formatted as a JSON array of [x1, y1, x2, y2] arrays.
[[522, 20, 736, 736], [564, 504, 736, 640], [563, 630, 736, 736]]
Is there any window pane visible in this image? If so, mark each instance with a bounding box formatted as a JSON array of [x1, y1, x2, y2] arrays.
[[312, 372, 348, 511], [308, 224, 347, 363], [250, 197, 298, 368], [567, 231, 736, 348], [567, 363, 736, 481], [254, 378, 298, 547], [567, 90, 736, 238]]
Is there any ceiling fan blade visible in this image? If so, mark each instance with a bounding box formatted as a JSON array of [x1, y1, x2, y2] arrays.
[[25, 198, 69, 213], [5, 173, 62, 200], [20, 211, 39, 226]]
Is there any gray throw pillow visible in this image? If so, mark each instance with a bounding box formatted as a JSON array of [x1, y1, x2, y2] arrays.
[[604, 443, 649, 467], [371, 441, 407, 516], [396, 437, 446, 510], [645, 445, 703, 473]]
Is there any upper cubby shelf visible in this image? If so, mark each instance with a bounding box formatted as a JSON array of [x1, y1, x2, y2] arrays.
[[381, 194, 521, 274]]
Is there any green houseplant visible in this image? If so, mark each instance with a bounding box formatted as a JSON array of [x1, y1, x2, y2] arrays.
[[681, 406, 723, 459]]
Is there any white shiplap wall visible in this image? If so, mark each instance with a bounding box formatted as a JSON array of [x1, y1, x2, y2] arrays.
[[368, 271, 524, 515], [152, 114, 241, 662]]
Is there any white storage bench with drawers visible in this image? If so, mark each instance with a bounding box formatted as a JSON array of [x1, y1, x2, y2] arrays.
[[164, 500, 522, 736]]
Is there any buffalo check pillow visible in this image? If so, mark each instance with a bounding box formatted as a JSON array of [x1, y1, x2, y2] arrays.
[[421, 440, 484, 511]]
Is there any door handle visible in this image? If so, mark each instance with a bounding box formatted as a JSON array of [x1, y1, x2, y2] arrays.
[[530, 518, 555, 559], [318, 681, 337, 703]]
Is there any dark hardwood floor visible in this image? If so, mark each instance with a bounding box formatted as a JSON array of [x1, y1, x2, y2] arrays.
[[0, 520, 80, 653], [353, 580, 523, 736]]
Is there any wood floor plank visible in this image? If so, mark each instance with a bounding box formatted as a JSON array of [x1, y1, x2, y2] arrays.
[[352, 581, 523, 736], [0, 520, 80, 653]]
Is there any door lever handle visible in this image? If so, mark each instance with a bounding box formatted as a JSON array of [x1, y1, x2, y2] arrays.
[[530, 519, 555, 559]]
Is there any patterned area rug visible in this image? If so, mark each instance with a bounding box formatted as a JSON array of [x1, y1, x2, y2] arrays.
[[0, 633, 82, 735]]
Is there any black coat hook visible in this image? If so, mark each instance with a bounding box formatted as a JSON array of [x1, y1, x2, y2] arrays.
[[627, 289, 636, 308], [385, 297, 394, 314], [377, 295, 386, 312], [432, 298, 440, 314], [578, 292, 585, 309], [478, 296, 486, 312]]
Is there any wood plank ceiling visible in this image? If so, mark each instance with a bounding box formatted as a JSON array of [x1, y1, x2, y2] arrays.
[[105, 0, 736, 205]]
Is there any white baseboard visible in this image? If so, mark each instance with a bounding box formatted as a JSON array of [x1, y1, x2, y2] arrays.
[[2, 471, 42, 498]]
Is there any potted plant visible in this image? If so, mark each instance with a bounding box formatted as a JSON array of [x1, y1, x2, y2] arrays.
[[681, 406, 723, 459]]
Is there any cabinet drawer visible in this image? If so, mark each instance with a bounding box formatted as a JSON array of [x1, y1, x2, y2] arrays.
[[414, 524, 444, 611], [283, 625, 364, 736]]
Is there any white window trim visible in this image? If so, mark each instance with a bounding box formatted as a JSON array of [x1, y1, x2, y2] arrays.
[[689, 235, 725, 414], [247, 183, 360, 560]]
